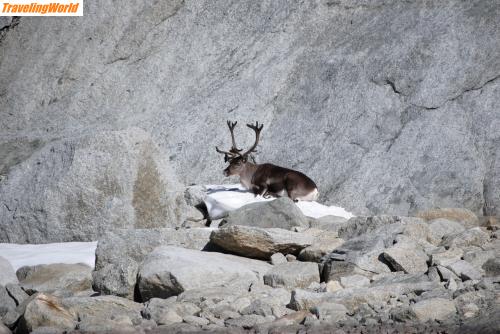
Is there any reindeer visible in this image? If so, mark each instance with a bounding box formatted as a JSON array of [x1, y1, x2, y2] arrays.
[[216, 121, 319, 202]]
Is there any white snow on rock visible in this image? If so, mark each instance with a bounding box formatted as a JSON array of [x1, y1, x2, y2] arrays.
[[0, 241, 97, 271], [205, 184, 354, 220]]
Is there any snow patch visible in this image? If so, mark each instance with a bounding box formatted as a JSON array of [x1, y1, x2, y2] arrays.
[[0, 241, 97, 271], [205, 184, 354, 219]]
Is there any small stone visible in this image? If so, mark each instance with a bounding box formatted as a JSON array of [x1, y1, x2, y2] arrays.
[[5, 284, 29, 305], [225, 314, 269, 329], [21, 293, 77, 333], [17, 263, 92, 296], [0, 286, 16, 318], [311, 302, 348, 321], [427, 266, 441, 282], [182, 315, 209, 326], [446, 260, 482, 281], [431, 248, 464, 267], [483, 258, 500, 277], [0, 322, 11, 334], [264, 262, 320, 289], [325, 280, 343, 293], [297, 236, 344, 262], [443, 227, 490, 249], [184, 205, 205, 222], [463, 249, 496, 269], [437, 265, 460, 281], [30, 327, 64, 334], [286, 254, 297, 262], [461, 303, 480, 318], [339, 274, 370, 288], [270, 253, 287, 265], [0, 256, 18, 286], [383, 244, 428, 274], [446, 277, 458, 291], [303, 314, 320, 326], [306, 281, 322, 291], [410, 298, 456, 321], [159, 310, 183, 325]]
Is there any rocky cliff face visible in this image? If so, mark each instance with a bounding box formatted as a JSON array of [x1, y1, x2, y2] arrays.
[[1, 0, 499, 219]]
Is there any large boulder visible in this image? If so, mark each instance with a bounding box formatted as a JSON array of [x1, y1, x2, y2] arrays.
[[0, 128, 186, 243], [209, 225, 316, 259], [0, 286, 16, 320], [61, 295, 145, 331], [92, 227, 213, 299], [220, 198, 309, 230], [382, 243, 428, 274], [17, 263, 92, 296], [0, 322, 10, 334], [410, 298, 457, 322], [137, 246, 272, 301], [0, 257, 17, 286], [18, 293, 77, 334], [263, 262, 320, 289]]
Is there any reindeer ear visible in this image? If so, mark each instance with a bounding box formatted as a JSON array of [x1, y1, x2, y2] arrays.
[[224, 154, 229, 162]]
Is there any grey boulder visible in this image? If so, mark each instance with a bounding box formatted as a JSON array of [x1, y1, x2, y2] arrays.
[[383, 243, 428, 274], [307, 215, 348, 233], [18, 293, 77, 334], [142, 298, 200, 325], [18, 263, 92, 296], [0, 322, 10, 334], [137, 246, 272, 301], [61, 295, 145, 331], [297, 234, 344, 262], [483, 258, 500, 277], [0, 128, 186, 243], [92, 227, 213, 299], [263, 262, 320, 289], [446, 260, 483, 281], [442, 227, 491, 249], [0, 257, 17, 286], [426, 219, 467, 244], [0, 286, 16, 319], [4, 283, 29, 306], [219, 198, 309, 230], [210, 225, 315, 259], [410, 298, 457, 322], [311, 302, 348, 322]]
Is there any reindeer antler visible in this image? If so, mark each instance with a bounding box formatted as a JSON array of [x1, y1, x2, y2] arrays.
[[241, 121, 263, 157], [215, 120, 242, 161], [226, 121, 242, 154]]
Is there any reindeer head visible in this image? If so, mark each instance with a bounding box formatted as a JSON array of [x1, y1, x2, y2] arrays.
[[216, 121, 263, 176]]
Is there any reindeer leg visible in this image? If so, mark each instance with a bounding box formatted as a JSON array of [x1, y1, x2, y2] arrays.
[[262, 190, 272, 199], [251, 185, 261, 197], [286, 188, 299, 202], [260, 187, 272, 198]]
